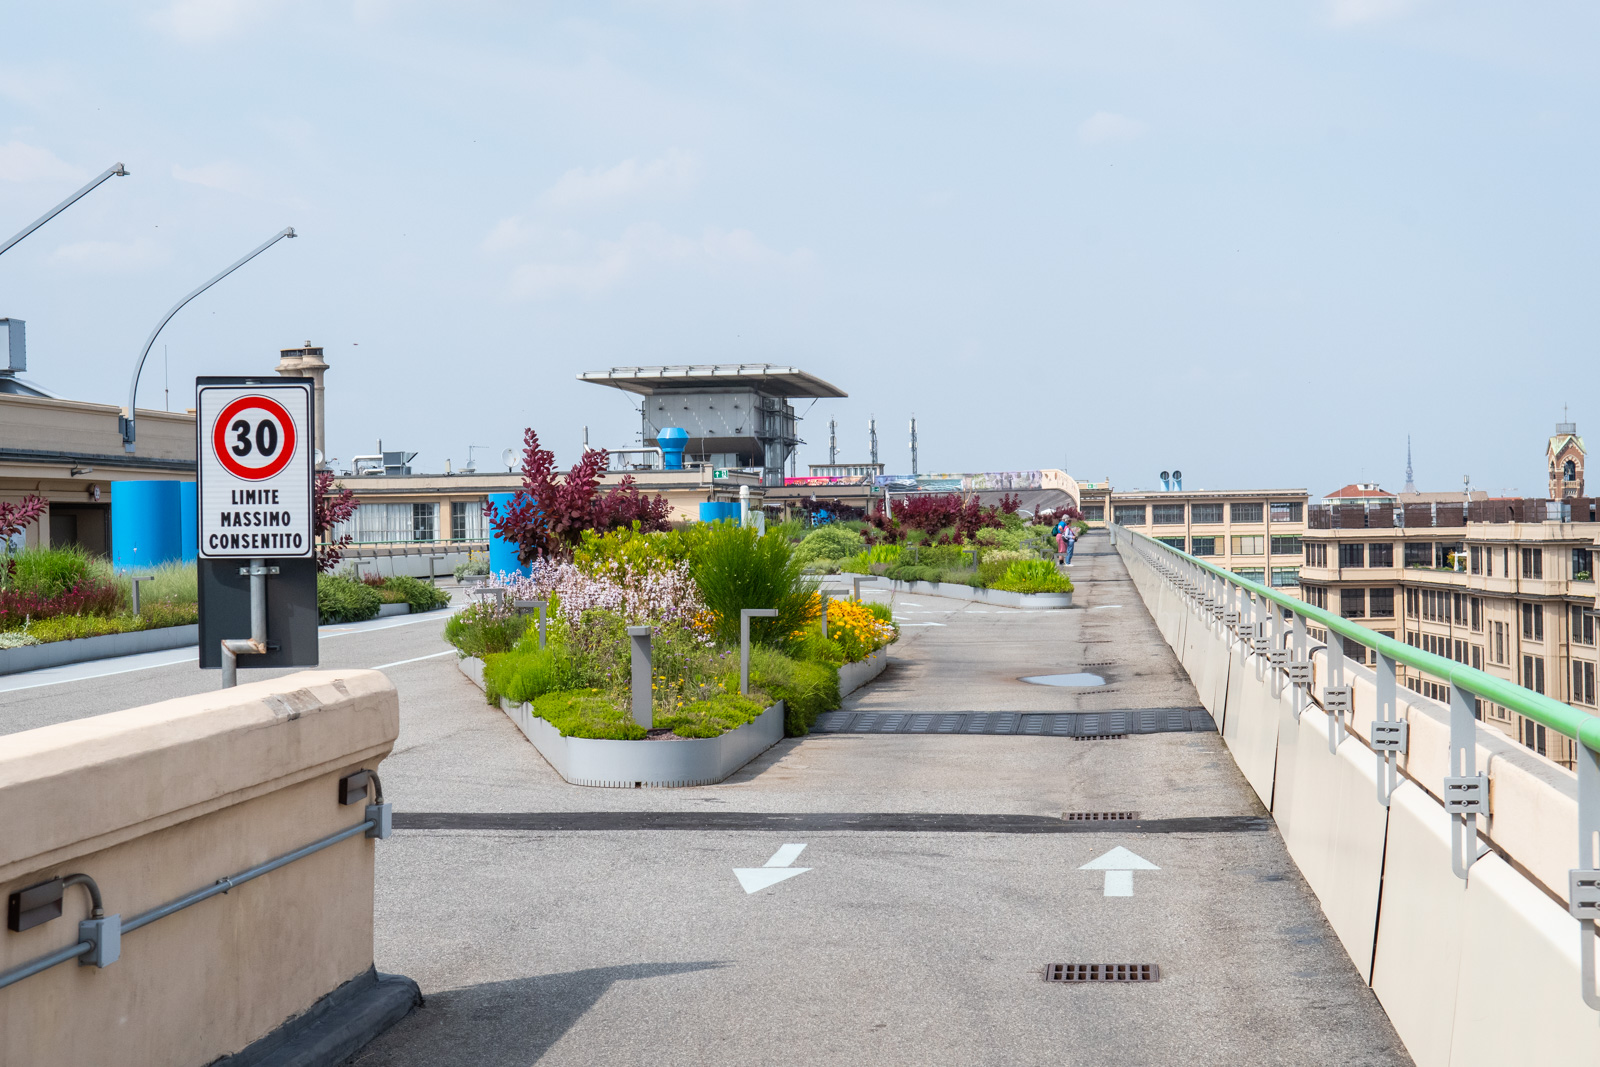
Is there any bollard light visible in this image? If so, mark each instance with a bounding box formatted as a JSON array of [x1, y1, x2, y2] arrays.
[[514, 599, 548, 648], [628, 626, 653, 728], [740, 609, 778, 695]]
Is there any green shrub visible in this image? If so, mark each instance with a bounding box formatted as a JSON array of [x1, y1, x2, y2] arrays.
[[485, 640, 581, 705], [991, 559, 1073, 594], [444, 601, 528, 658], [864, 600, 895, 625], [573, 524, 704, 578], [690, 522, 815, 646], [531, 688, 646, 740], [839, 544, 902, 574], [25, 614, 146, 642], [8, 546, 96, 598], [977, 550, 1032, 587], [139, 602, 198, 628], [317, 574, 382, 623], [793, 525, 865, 564], [768, 518, 807, 543], [111, 560, 198, 611], [454, 552, 489, 579], [655, 690, 767, 738], [0, 631, 40, 649], [749, 645, 841, 736], [383, 575, 451, 612]]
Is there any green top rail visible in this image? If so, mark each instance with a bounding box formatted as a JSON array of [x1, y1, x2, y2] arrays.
[[1114, 524, 1600, 755]]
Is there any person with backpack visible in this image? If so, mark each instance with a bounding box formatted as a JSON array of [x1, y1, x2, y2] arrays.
[[1063, 522, 1078, 565]]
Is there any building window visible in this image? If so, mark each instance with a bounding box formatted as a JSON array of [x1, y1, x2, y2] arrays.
[[1082, 505, 1104, 521], [1574, 548, 1593, 580], [1405, 588, 1418, 617], [1404, 542, 1432, 567], [1484, 549, 1494, 577], [450, 500, 486, 541], [1523, 717, 1547, 756], [1234, 567, 1266, 583], [1305, 543, 1327, 567], [1521, 547, 1544, 578], [1271, 567, 1299, 587], [1472, 645, 1482, 670], [1156, 536, 1186, 550], [1152, 503, 1185, 525], [1369, 589, 1395, 618], [1271, 536, 1302, 555], [411, 502, 436, 541], [1302, 585, 1328, 609], [1114, 505, 1147, 526], [1573, 607, 1595, 645], [1523, 655, 1546, 694], [1232, 535, 1265, 555], [1470, 546, 1482, 574], [1191, 503, 1224, 524], [1341, 635, 1367, 662], [1522, 603, 1544, 641], [1575, 661, 1596, 706], [1453, 593, 1467, 625], [1438, 542, 1463, 569], [1493, 621, 1506, 664], [1190, 536, 1218, 556], [1337, 543, 1365, 567], [1341, 589, 1366, 618], [1368, 543, 1393, 567], [1270, 502, 1303, 523], [1231, 503, 1264, 523], [1470, 597, 1482, 632]]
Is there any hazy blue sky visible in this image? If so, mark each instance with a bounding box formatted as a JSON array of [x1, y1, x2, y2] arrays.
[[2, 1, 1595, 496]]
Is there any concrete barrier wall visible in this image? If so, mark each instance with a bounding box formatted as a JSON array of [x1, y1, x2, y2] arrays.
[[1113, 533, 1600, 1066], [0, 670, 401, 1067]]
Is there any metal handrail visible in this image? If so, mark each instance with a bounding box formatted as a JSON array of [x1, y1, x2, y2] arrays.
[[1115, 524, 1600, 754]]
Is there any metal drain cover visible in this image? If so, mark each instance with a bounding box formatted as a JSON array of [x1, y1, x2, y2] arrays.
[[1063, 812, 1138, 821], [811, 708, 1213, 736], [1045, 963, 1159, 983]]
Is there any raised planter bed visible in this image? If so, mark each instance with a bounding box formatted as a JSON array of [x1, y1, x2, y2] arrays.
[[878, 579, 1072, 610], [838, 646, 891, 698], [377, 603, 411, 618], [0, 624, 199, 676], [456, 656, 783, 788]]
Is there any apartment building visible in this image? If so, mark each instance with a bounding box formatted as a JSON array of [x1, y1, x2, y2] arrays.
[[1109, 488, 1309, 589], [1299, 496, 1600, 768]]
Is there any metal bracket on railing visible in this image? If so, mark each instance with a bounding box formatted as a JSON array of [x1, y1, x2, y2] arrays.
[[1324, 685, 1352, 752], [1571, 741, 1600, 1011], [1447, 683, 1491, 881], [1372, 653, 1405, 807], [1250, 621, 1269, 657]]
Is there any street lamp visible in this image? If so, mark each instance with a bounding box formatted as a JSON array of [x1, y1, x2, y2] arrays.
[[0, 163, 129, 258], [120, 226, 296, 452]]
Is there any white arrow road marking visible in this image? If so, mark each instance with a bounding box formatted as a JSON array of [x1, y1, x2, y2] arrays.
[[735, 843, 810, 894], [1079, 846, 1159, 897]]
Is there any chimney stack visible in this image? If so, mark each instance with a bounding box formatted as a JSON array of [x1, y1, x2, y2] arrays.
[[276, 340, 329, 468]]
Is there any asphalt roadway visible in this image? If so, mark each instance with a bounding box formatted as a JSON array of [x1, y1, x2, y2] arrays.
[[0, 534, 1412, 1066]]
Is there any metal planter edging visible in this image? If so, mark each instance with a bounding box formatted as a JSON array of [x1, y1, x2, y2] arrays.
[[0, 624, 199, 677], [838, 646, 890, 698], [878, 580, 1072, 610]]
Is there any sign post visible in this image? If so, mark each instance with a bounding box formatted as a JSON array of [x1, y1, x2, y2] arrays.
[[196, 376, 318, 686]]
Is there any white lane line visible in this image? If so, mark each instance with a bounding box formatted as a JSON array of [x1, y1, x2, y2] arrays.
[[764, 843, 807, 868], [898, 622, 946, 627], [371, 650, 456, 670], [735, 843, 811, 893]]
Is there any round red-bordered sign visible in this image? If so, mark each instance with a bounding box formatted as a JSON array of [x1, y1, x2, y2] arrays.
[[211, 394, 298, 481]]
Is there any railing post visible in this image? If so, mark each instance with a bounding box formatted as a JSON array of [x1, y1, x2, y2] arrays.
[[1371, 652, 1407, 806], [1446, 681, 1490, 880], [1324, 626, 1350, 752], [1288, 610, 1310, 720], [1569, 742, 1600, 1009]]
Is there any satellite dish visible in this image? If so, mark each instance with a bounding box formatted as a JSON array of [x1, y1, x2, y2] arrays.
[[501, 448, 515, 471]]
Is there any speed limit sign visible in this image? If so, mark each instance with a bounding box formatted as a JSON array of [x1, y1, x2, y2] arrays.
[[196, 377, 314, 558]]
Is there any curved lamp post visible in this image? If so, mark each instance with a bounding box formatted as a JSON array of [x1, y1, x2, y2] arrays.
[[0, 163, 129, 259], [120, 226, 296, 452]]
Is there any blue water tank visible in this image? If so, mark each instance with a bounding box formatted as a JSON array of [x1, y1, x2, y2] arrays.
[[487, 492, 530, 577], [111, 481, 184, 570], [698, 501, 740, 523], [178, 481, 197, 562], [657, 427, 689, 470]]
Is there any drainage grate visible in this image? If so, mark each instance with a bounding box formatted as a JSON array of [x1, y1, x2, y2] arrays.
[[1073, 733, 1127, 741], [1045, 963, 1159, 983], [811, 708, 1212, 736], [1062, 811, 1138, 822]]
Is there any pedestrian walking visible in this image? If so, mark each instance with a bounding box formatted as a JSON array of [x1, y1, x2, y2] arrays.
[[1063, 523, 1078, 565], [1055, 521, 1068, 565]]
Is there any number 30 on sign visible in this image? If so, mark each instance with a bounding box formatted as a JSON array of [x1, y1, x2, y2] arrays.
[[196, 379, 314, 559]]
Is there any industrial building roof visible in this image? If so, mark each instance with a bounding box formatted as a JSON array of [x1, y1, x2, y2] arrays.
[[578, 364, 847, 398]]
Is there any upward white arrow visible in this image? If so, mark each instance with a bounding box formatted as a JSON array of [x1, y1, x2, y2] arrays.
[[1079, 846, 1159, 897], [734, 843, 811, 894]]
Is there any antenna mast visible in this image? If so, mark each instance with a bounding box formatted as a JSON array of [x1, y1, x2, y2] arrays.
[[869, 416, 878, 466], [829, 417, 837, 465], [1404, 436, 1417, 494], [909, 415, 919, 477]]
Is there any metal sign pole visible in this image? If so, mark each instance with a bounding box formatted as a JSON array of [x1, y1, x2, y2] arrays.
[[220, 559, 277, 688]]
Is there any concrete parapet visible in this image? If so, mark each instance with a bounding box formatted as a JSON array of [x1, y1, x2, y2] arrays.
[[0, 670, 405, 1067]]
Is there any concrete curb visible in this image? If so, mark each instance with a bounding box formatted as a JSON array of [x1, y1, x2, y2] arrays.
[[211, 966, 422, 1067], [877, 579, 1073, 609], [0, 623, 199, 676], [838, 646, 891, 698], [456, 656, 784, 787]]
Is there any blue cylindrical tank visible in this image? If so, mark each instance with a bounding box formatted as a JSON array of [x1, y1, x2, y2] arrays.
[[111, 481, 183, 570], [657, 427, 689, 470], [697, 501, 740, 523], [178, 481, 197, 562], [487, 492, 530, 577]]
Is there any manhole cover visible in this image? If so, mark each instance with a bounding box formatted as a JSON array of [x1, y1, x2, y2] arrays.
[[1044, 963, 1159, 983], [1022, 673, 1105, 687]]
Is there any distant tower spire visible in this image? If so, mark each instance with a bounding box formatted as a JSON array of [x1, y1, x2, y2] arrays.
[[1404, 436, 1417, 494]]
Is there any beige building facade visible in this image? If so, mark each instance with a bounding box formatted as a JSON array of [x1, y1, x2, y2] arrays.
[[1107, 487, 1310, 590]]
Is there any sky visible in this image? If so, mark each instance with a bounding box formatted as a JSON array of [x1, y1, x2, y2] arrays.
[[1, 0, 1596, 497]]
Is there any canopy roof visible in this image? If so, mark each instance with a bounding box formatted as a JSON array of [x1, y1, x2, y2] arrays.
[[578, 364, 846, 398]]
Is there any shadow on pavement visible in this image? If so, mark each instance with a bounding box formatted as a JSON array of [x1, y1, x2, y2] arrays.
[[353, 960, 728, 1066]]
